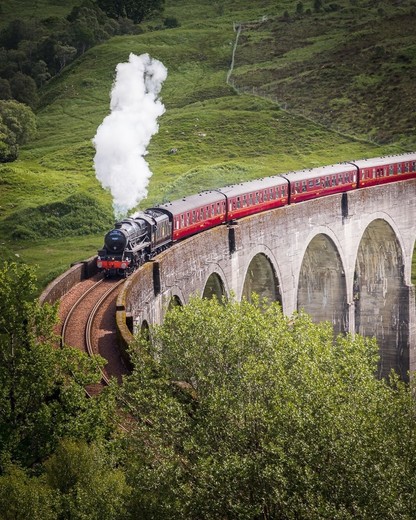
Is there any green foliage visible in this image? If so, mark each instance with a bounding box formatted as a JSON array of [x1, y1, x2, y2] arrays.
[[0, 464, 59, 520], [44, 439, 131, 520], [0, 1, 141, 108], [0, 99, 36, 144], [0, 262, 118, 466], [0, 78, 11, 99], [0, 116, 18, 161], [0, 99, 36, 161], [163, 16, 180, 28], [97, 0, 165, 24], [122, 297, 416, 519], [2, 193, 113, 240]]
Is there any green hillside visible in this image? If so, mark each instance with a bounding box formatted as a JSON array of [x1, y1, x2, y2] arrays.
[[0, 0, 414, 288]]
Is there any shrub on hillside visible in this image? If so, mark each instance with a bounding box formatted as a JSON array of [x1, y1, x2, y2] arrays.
[[4, 193, 113, 240], [164, 16, 180, 28]]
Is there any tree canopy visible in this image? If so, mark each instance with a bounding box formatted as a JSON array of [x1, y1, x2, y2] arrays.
[[0, 262, 117, 467], [97, 0, 165, 23], [121, 296, 416, 519], [1, 263, 415, 519], [0, 100, 36, 162]]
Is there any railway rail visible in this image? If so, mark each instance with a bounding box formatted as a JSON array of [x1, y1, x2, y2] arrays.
[[60, 276, 127, 395]]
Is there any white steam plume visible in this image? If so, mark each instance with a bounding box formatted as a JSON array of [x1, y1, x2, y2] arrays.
[[93, 53, 167, 218]]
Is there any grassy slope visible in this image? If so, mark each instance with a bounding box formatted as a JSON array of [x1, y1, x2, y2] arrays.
[[231, 1, 416, 149], [0, 0, 414, 288]]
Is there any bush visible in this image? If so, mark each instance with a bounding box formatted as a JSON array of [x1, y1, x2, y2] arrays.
[[164, 16, 180, 28], [3, 193, 113, 240]]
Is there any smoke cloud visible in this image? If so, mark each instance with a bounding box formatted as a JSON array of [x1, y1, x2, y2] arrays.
[[93, 53, 167, 217]]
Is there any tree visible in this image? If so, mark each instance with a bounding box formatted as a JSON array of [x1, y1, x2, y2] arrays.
[[0, 99, 36, 143], [0, 114, 18, 161], [31, 60, 51, 88], [0, 464, 59, 520], [0, 262, 118, 467], [0, 19, 36, 50], [121, 296, 416, 519], [44, 439, 131, 520], [0, 100, 36, 162], [97, 0, 165, 24], [54, 44, 77, 71], [9, 72, 39, 109]]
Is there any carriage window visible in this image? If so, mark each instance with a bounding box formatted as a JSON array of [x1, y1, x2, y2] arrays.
[[302, 181, 307, 192], [405, 162, 409, 173], [243, 195, 247, 207], [255, 192, 259, 203], [237, 197, 241, 208], [217, 202, 220, 214], [308, 180, 314, 188], [398, 163, 402, 174], [331, 176, 336, 186], [372, 168, 376, 177], [315, 178, 320, 186], [412, 161, 416, 171], [338, 174, 343, 183], [295, 182, 300, 193], [249, 193, 253, 204], [270, 188, 274, 199], [389, 165, 394, 175]]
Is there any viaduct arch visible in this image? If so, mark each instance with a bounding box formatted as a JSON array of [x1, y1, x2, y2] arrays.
[[119, 179, 416, 379]]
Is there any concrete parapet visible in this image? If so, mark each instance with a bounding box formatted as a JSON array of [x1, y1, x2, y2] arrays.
[[39, 256, 98, 305]]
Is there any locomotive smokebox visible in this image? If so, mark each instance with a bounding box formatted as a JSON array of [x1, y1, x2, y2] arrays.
[[104, 229, 128, 253]]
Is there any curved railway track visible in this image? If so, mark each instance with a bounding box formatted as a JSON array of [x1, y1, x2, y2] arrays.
[[60, 276, 127, 395]]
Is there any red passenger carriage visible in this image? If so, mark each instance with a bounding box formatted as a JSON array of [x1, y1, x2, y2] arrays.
[[352, 153, 416, 188], [218, 176, 289, 221], [282, 163, 358, 203], [155, 191, 227, 241]]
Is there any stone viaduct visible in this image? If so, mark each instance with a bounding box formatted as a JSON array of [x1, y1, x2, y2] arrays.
[[118, 179, 416, 379]]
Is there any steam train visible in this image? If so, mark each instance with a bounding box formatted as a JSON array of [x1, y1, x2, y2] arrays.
[[97, 153, 416, 276]]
